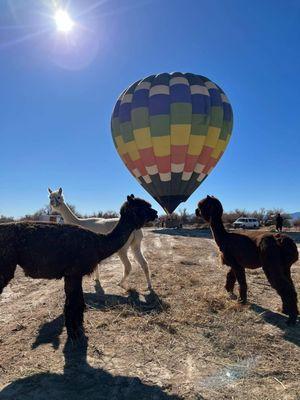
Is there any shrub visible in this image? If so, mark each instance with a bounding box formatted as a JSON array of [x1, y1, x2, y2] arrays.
[[0, 215, 14, 223], [294, 219, 300, 229]]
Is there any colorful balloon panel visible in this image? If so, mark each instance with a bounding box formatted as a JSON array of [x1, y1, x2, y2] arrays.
[[111, 72, 233, 213]]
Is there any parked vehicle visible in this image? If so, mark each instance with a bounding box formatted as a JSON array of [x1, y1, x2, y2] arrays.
[[165, 218, 182, 229], [39, 214, 64, 224], [233, 217, 260, 229]]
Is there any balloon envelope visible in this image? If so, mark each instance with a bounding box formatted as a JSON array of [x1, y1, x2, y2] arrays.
[[111, 72, 233, 213]]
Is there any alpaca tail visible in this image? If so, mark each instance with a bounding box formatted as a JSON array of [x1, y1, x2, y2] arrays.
[[276, 234, 299, 266]]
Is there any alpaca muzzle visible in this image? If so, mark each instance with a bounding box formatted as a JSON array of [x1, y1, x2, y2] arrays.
[[50, 196, 63, 208], [144, 210, 158, 224], [149, 209, 158, 221], [50, 198, 59, 207]]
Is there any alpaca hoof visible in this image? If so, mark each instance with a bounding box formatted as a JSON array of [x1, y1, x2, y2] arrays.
[[238, 298, 247, 305], [286, 316, 297, 326], [228, 292, 237, 300], [282, 306, 298, 315]]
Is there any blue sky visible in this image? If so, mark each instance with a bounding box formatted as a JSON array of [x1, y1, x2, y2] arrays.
[[0, 0, 299, 217]]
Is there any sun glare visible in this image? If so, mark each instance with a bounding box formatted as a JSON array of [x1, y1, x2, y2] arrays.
[[54, 9, 74, 33]]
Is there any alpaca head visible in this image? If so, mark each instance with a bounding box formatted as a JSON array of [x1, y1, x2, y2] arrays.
[[120, 194, 158, 229], [48, 187, 64, 210], [196, 195, 223, 222]]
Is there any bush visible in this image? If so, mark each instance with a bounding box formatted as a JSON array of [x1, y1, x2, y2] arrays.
[[82, 211, 119, 219], [222, 209, 247, 224], [0, 215, 14, 223], [294, 219, 300, 229]]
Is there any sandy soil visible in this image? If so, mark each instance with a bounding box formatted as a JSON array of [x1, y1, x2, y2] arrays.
[[0, 228, 299, 399]]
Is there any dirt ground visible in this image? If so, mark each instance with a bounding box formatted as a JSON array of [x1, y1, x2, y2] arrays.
[[0, 228, 300, 400]]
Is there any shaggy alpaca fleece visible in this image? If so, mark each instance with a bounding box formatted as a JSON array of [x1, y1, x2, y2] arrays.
[[196, 195, 299, 325], [48, 188, 152, 289], [0, 196, 158, 338]]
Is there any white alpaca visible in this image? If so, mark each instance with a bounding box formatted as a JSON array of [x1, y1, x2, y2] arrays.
[[48, 188, 152, 289]]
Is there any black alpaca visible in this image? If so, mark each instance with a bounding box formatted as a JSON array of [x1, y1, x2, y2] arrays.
[[0, 195, 157, 338], [196, 196, 299, 325]]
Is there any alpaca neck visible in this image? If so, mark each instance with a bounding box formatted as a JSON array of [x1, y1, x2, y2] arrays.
[[97, 214, 136, 260], [58, 203, 80, 225], [210, 215, 228, 249]]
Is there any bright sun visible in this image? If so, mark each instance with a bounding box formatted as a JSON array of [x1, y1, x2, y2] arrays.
[[54, 9, 74, 33]]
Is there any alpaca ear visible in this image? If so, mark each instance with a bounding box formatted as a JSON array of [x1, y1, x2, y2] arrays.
[[127, 195, 133, 203], [48, 188, 52, 194], [58, 188, 62, 195], [130, 194, 135, 198]]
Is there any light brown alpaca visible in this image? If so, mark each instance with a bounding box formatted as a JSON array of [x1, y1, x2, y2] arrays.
[[196, 196, 299, 325]]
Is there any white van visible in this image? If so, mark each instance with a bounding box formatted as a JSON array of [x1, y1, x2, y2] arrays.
[[233, 217, 259, 229]]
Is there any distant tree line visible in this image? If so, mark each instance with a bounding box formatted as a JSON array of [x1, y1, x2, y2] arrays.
[[222, 208, 292, 227], [1, 205, 299, 229], [159, 207, 296, 228], [64, 204, 119, 219], [0, 204, 119, 223]]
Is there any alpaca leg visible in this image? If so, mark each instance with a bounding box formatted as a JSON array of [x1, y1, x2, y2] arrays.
[[93, 264, 100, 282], [64, 275, 85, 339], [260, 237, 298, 324], [131, 242, 152, 290], [282, 266, 299, 315], [225, 268, 237, 299], [0, 263, 17, 295], [233, 266, 247, 304], [118, 249, 132, 289], [263, 265, 298, 324]]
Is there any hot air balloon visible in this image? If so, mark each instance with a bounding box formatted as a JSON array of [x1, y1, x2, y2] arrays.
[[111, 72, 233, 213]]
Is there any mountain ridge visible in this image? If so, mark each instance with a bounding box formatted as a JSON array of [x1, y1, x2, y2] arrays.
[[290, 212, 300, 221]]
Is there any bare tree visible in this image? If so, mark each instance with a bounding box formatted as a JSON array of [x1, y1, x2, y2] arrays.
[[294, 219, 300, 229], [178, 208, 189, 224]]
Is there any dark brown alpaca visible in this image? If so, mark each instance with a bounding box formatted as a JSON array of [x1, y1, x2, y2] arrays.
[[196, 196, 299, 325], [0, 195, 158, 338]]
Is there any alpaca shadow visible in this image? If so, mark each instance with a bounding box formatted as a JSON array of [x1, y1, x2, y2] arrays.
[[32, 314, 64, 350], [250, 304, 300, 347], [87, 281, 169, 314], [1, 334, 183, 400], [286, 231, 300, 244], [32, 284, 167, 351], [152, 228, 212, 239]]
